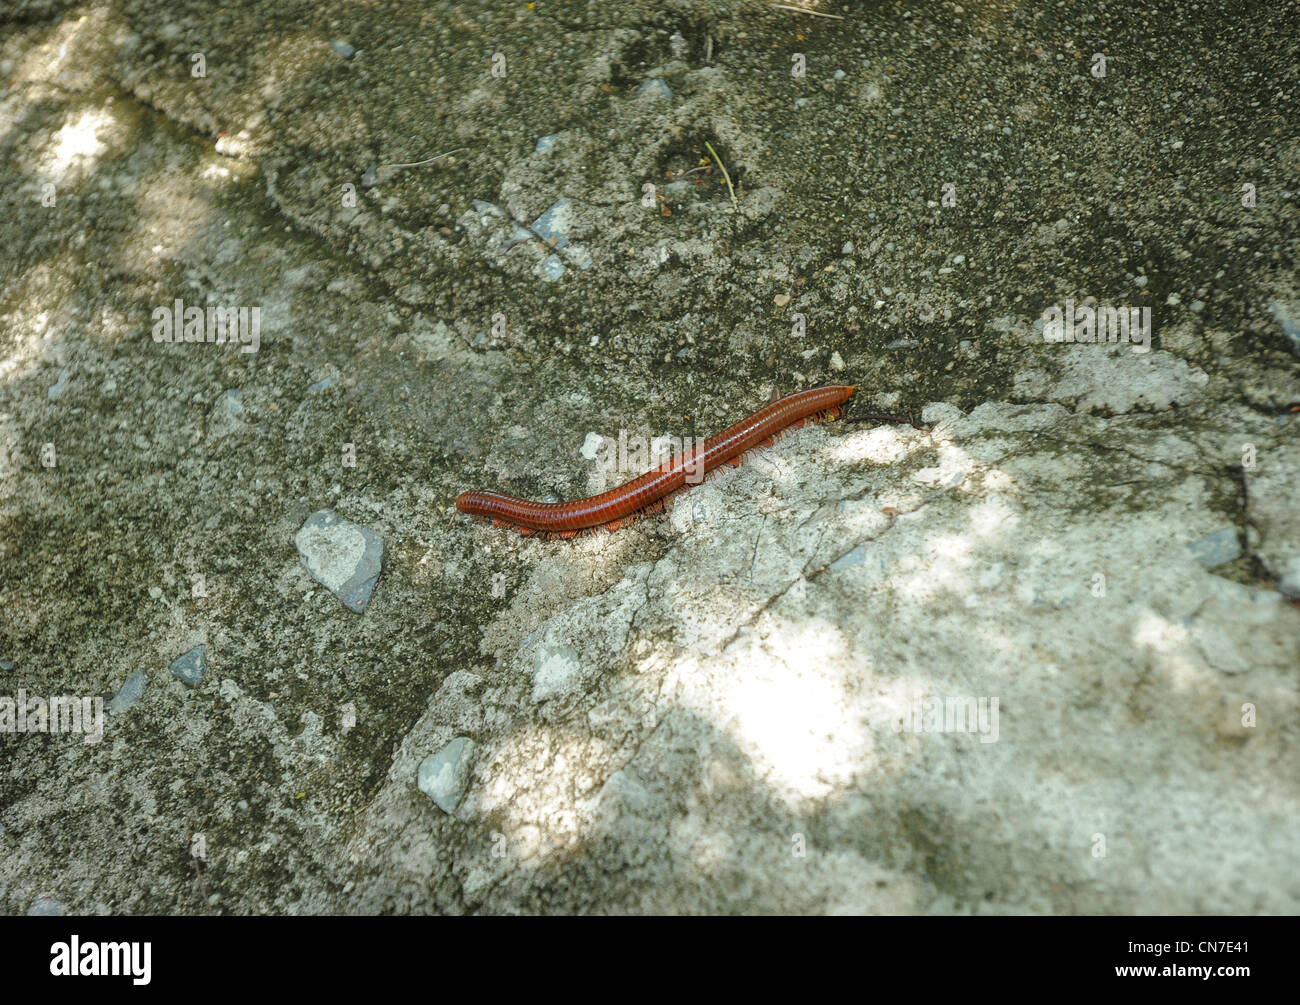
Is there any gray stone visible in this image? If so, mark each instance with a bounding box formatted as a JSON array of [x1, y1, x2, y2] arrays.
[[829, 545, 868, 570], [1277, 556, 1300, 599], [540, 254, 565, 280], [530, 198, 576, 250], [170, 645, 206, 687], [108, 671, 147, 714], [417, 737, 476, 814], [1187, 527, 1242, 567], [47, 368, 68, 400], [1269, 302, 1300, 355], [27, 896, 64, 916], [637, 78, 673, 101], [294, 510, 385, 613], [498, 223, 535, 256], [329, 40, 356, 60], [206, 388, 248, 439], [471, 198, 507, 218]]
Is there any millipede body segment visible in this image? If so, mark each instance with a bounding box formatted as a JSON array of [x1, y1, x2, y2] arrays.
[[455, 384, 856, 537]]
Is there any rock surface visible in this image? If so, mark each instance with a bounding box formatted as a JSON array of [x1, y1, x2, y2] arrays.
[[0, 0, 1296, 915]]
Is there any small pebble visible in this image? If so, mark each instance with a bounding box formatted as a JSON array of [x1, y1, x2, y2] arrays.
[[830, 545, 868, 570], [636, 79, 673, 101], [1187, 528, 1241, 568], [1267, 303, 1300, 354], [530, 198, 576, 250], [1276, 557, 1300, 599], [540, 255, 565, 281], [108, 671, 147, 715], [294, 510, 385, 613], [169, 645, 207, 688], [48, 368, 69, 401], [418, 737, 476, 814]]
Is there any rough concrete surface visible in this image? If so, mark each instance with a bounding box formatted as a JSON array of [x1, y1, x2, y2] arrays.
[[0, 0, 1297, 914]]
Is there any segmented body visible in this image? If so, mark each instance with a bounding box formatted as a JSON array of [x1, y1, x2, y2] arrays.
[[455, 384, 855, 537]]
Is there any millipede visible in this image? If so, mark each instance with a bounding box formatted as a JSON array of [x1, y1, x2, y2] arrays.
[[455, 384, 857, 538]]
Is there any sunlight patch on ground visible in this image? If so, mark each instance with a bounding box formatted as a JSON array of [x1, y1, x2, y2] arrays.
[[892, 527, 978, 601], [1132, 612, 1217, 693], [968, 496, 1020, 536], [716, 620, 868, 805], [473, 728, 618, 860], [43, 107, 111, 182], [200, 162, 238, 182], [9, 10, 106, 88], [0, 299, 59, 386], [829, 424, 914, 465]]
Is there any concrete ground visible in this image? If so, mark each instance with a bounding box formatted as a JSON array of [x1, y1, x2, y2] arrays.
[[1, 0, 1297, 914]]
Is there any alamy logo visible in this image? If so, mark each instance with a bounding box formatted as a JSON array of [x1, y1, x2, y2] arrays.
[[591, 430, 707, 483], [0, 691, 103, 744], [151, 298, 260, 353], [895, 696, 1000, 743], [49, 937, 151, 985], [1041, 298, 1151, 353]]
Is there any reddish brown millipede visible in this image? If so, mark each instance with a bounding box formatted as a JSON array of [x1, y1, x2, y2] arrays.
[[455, 385, 856, 538]]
